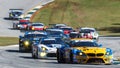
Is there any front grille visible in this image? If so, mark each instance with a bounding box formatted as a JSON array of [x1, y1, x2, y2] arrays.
[[87, 53, 104, 57], [87, 58, 104, 63], [47, 53, 56, 57], [87, 53, 95, 57], [97, 53, 104, 56]]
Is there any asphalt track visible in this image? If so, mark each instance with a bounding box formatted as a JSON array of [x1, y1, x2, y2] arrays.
[[0, 37, 120, 68], [0, 0, 120, 68]]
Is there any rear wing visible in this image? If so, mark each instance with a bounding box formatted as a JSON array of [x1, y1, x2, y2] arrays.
[[9, 9, 23, 10], [9, 9, 23, 12]]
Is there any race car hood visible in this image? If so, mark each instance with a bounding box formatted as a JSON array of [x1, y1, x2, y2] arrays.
[[73, 47, 106, 54], [42, 44, 62, 48]]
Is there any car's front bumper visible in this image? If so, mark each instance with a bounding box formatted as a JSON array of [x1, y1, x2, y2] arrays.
[[72, 55, 113, 64]]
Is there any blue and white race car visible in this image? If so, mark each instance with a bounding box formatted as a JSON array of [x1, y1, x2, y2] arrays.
[[32, 37, 66, 59], [19, 31, 47, 52]]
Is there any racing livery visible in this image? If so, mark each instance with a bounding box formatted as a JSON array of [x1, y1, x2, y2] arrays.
[[19, 31, 47, 52], [57, 38, 113, 64]]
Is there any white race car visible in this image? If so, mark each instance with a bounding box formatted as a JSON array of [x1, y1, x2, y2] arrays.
[[32, 37, 65, 59], [79, 27, 99, 41]]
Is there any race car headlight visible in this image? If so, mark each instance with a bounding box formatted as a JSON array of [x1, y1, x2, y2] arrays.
[[40, 52, 47, 57], [18, 25, 20, 27], [106, 48, 113, 56], [79, 52, 83, 56], [32, 27, 35, 30], [106, 52, 109, 55], [24, 41, 29, 46]]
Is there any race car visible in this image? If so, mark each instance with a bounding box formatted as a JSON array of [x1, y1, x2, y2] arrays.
[[13, 19, 30, 30], [79, 27, 99, 41], [57, 38, 113, 64], [27, 23, 46, 31], [32, 37, 65, 59], [19, 31, 47, 52], [9, 9, 23, 20]]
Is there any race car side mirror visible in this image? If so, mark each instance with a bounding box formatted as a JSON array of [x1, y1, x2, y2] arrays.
[[19, 36, 23, 38], [99, 44, 102, 47]]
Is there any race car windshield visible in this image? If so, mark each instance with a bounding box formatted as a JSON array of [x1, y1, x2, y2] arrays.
[[72, 42, 99, 47], [12, 12, 22, 16], [19, 22, 29, 24], [69, 33, 80, 38], [41, 40, 60, 44], [47, 31, 63, 36], [61, 28, 72, 31], [32, 24, 44, 26], [80, 29, 95, 33]]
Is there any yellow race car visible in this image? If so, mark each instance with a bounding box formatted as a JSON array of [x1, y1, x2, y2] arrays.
[[57, 38, 113, 64]]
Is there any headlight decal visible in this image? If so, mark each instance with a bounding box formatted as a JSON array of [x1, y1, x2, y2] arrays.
[[106, 48, 113, 55], [72, 49, 86, 56], [41, 47, 47, 51]]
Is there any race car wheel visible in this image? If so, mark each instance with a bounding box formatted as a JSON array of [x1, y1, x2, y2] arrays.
[[70, 50, 73, 63], [57, 49, 65, 63], [13, 24, 16, 29], [32, 48, 35, 58], [19, 46, 24, 52], [34, 48, 39, 59]]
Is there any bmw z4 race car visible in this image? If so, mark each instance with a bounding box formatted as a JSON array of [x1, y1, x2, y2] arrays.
[[32, 37, 65, 59], [19, 31, 47, 52], [57, 38, 113, 64]]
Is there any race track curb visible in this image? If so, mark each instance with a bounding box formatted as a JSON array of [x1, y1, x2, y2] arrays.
[[23, 0, 54, 21]]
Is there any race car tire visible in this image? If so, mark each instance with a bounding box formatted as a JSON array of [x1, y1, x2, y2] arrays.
[[70, 50, 73, 63], [34, 48, 39, 59], [57, 48, 65, 63], [32, 48, 36, 58], [19, 45, 24, 52], [13, 24, 16, 29]]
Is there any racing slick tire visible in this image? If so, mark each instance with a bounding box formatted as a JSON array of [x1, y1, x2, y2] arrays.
[[19, 45, 24, 52], [13, 23, 16, 29], [32, 47, 36, 58], [70, 50, 73, 63], [34, 48, 39, 59], [57, 48, 65, 63]]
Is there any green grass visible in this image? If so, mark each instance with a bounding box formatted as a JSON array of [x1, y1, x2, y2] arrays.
[[32, 0, 120, 36], [0, 37, 18, 46]]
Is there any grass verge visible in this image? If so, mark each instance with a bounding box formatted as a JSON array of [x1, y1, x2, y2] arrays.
[[32, 0, 120, 36], [0, 37, 18, 46]]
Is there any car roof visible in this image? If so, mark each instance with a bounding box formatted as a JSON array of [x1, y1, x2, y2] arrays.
[[32, 23, 44, 25], [46, 28, 63, 32], [60, 26, 72, 29], [80, 27, 95, 30], [55, 24, 66, 26], [25, 31, 47, 35], [71, 38, 94, 42]]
